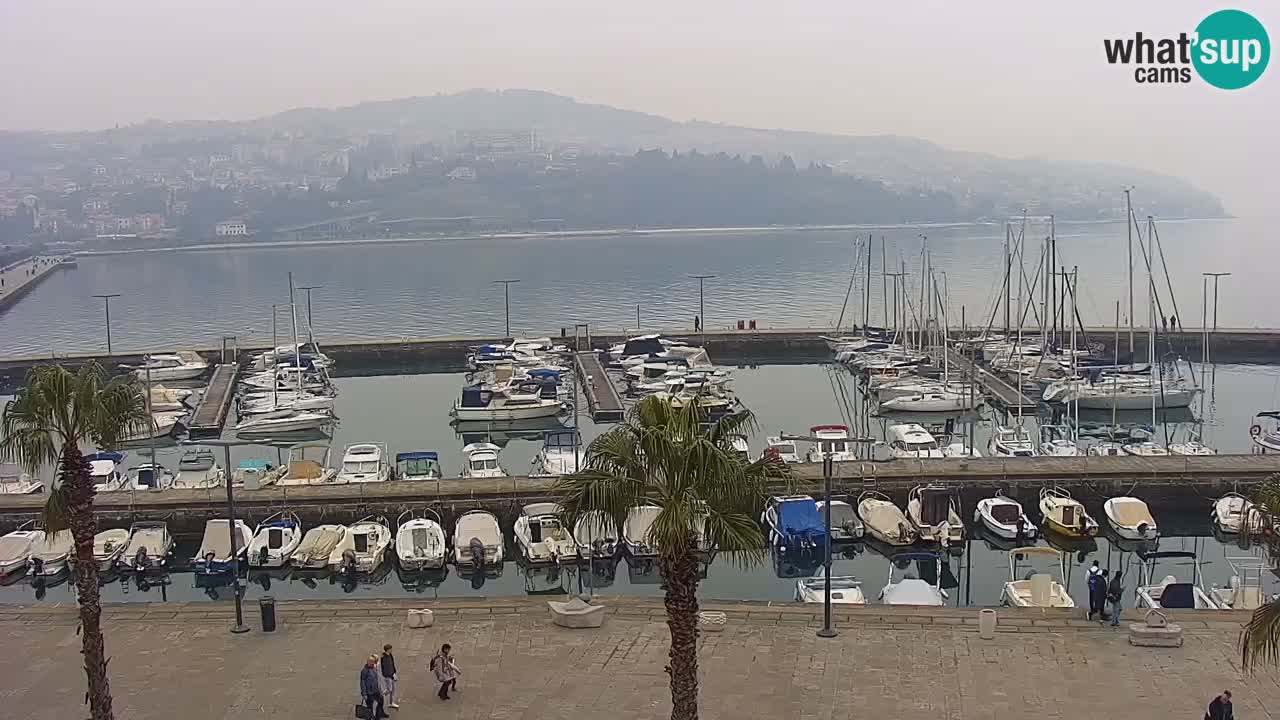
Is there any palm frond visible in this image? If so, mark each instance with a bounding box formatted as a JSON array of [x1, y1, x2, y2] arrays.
[[1248, 473, 1280, 563], [1241, 597, 1280, 671], [91, 371, 149, 450], [43, 484, 74, 533]]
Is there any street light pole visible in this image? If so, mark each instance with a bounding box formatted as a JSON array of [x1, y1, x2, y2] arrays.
[[690, 274, 715, 339], [493, 279, 520, 338], [92, 293, 121, 357]]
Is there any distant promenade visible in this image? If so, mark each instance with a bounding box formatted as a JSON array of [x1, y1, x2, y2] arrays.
[[2, 597, 1273, 719], [0, 255, 70, 313]]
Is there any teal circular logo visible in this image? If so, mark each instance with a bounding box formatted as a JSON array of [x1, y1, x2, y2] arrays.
[[1193, 9, 1270, 89]]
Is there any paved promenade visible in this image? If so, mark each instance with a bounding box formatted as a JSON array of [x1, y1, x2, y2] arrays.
[[0, 255, 66, 311], [2, 598, 1277, 719]]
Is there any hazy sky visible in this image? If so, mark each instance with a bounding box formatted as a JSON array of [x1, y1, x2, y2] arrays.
[[1, 1, 1276, 214]]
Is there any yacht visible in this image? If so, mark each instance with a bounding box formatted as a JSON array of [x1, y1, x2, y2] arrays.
[[117, 521, 173, 572], [237, 390, 335, 415], [988, 425, 1038, 457], [803, 425, 856, 462], [193, 519, 253, 575], [529, 430, 582, 477], [174, 448, 224, 489], [1135, 551, 1220, 610], [235, 410, 332, 436], [0, 464, 43, 495], [1038, 486, 1098, 538], [395, 509, 447, 571], [328, 515, 393, 574], [395, 451, 442, 481], [1043, 376, 1199, 409], [133, 351, 209, 381], [880, 389, 978, 413], [27, 529, 74, 576], [795, 568, 866, 604], [879, 552, 946, 606], [817, 499, 864, 542], [1104, 496, 1159, 541], [336, 443, 390, 483], [514, 502, 577, 566], [452, 510, 503, 570], [450, 383, 564, 422], [906, 484, 964, 545], [886, 424, 944, 459], [760, 437, 802, 464], [247, 511, 304, 568], [461, 443, 506, 479], [857, 490, 917, 546], [974, 491, 1036, 540], [1000, 547, 1074, 608]]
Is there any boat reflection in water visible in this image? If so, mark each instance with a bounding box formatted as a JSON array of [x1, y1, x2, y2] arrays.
[[396, 566, 449, 594]]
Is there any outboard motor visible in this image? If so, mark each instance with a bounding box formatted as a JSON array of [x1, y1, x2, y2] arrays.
[[341, 548, 357, 576], [134, 546, 152, 573], [468, 537, 485, 570]]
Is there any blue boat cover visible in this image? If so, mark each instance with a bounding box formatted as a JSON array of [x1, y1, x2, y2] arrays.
[[86, 451, 125, 463], [237, 459, 270, 470], [460, 386, 490, 408], [396, 451, 439, 462], [526, 369, 561, 380], [778, 499, 825, 537]]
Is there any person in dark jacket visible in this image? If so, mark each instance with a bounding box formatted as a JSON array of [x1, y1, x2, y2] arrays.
[[1106, 570, 1124, 627], [380, 643, 399, 709], [360, 655, 389, 719], [1086, 569, 1104, 620], [1206, 690, 1233, 720]]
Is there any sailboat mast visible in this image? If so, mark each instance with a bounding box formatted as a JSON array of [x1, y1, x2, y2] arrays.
[[288, 272, 302, 393], [1112, 301, 1120, 429], [863, 234, 872, 339], [1070, 267, 1079, 437], [1126, 188, 1135, 358], [1003, 225, 1012, 336], [881, 237, 888, 330], [1146, 221, 1157, 431]]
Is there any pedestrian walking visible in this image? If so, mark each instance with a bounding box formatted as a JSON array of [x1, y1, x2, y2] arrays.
[[1086, 568, 1105, 621], [1106, 569, 1124, 627], [360, 655, 389, 719], [431, 643, 461, 701], [380, 643, 399, 709], [1205, 690, 1233, 720]]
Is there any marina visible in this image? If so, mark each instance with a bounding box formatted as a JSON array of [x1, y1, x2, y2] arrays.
[[185, 363, 239, 438]]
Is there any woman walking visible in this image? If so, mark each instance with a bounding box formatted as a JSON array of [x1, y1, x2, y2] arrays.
[[431, 643, 461, 701]]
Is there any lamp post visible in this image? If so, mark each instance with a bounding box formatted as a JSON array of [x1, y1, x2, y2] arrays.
[[92, 293, 121, 357], [182, 438, 257, 633], [779, 432, 876, 639], [297, 285, 323, 345], [689, 274, 714, 339], [493, 279, 520, 338]]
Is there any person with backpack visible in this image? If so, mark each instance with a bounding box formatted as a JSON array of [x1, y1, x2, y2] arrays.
[[431, 643, 462, 701], [1086, 568, 1104, 620]]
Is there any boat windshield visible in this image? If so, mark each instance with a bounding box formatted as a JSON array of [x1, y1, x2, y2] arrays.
[[472, 458, 499, 470], [772, 442, 797, 455], [821, 440, 847, 453], [904, 440, 939, 452], [401, 459, 439, 476], [344, 460, 380, 473]]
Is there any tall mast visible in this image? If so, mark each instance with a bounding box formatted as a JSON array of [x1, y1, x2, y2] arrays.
[[288, 272, 302, 394], [863, 233, 872, 338], [1126, 188, 1135, 358], [881, 237, 888, 330], [1003, 225, 1012, 336]]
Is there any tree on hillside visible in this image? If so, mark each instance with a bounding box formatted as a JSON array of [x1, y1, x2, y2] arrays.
[[554, 396, 789, 720]]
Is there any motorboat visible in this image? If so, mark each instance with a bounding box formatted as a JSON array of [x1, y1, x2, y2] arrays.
[[529, 430, 582, 477], [272, 442, 337, 486], [328, 515, 392, 574], [907, 484, 964, 545], [795, 568, 866, 604], [173, 448, 224, 489], [292, 525, 347, 569], [133, 351, 209, 381], [232, 458, 276, 488], [623, 504, 663, 558], [27, 530, 74, 576], [1211, 493, 1266, 535], [878, 552, 946, 606], [394, 509, 447, 571], [147, 385, 193, 412], [452, 510, 504, 570], [1039, 486, 1098, 538], [1135, 550, 1220, 610], [572, 510, 620, 561], [514, 502, 577, 565], [92, 528, 130, 571], [461, 443, 506, 478], [193, 519, 253, 575], [0, 464, 42, 495], [1104, 496, 1159, 541], [760, 436, 802, 464], [128, 462, 174, 491], [336, 443, 390, 483], [249, 343, 334, 371], [857, 490, 917, 546], [1169, 439, 1217, 456], [988, 425, 1038, 457], [0, 524, 38, 576], [1000, 547, 1074, 608], [395, 451, 443, 481], [974, 491, 1036, 540], [247, 511, 304, 568], [450, 383, 564, 422], [803, 425, 856, 462], [86, 452, 128, 492], [120, 410, 187, 444], [880, 389, 978, 413], [886, 423, 944, 459], [1086, 442, 1125, 457], [235, 410, 332, 436], [117, 521, 173, 572], [1252, 411, 1280, 452], [1211, 557, 1272, 610], [817, 499, 864, 542], [238, 390, 335, 415], [1121, 441, 1170, 457], [1038, 425, 1080, 456], [762, 496, 827, 554]]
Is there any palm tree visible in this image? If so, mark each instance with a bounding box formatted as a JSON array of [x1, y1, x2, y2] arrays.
[[1, 363, 148, 720], [555, 396, 789, 720], [1242, 472, 1280, 670]]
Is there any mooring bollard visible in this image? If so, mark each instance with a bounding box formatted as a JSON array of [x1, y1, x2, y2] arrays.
[[978, 608, 997, 639]]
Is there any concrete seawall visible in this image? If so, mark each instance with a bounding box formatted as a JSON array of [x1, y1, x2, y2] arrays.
[[0, 256, 70, 315]]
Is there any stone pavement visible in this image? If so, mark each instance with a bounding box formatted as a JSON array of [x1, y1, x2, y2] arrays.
[[1, 598, 1277, 720]]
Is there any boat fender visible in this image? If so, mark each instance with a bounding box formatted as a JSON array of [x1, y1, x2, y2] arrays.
[[1250, 424, 1262, 437]]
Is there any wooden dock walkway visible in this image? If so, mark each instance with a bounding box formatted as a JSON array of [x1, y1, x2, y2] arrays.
[[574, 351, 625, 422], [944, 348, 1037, 410], [186, 364, 239, 438]]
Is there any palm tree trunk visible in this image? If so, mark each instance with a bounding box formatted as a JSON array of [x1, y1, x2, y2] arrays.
[[62, 443, 115, 720], [661, 551, 701, 720]]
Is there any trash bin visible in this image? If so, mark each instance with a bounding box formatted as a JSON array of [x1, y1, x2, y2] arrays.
[[978, 608, 996, 639], [259, 595, 277, 632]]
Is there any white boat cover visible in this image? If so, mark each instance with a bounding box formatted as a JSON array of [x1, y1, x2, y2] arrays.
[[1108, 498, 1155, 527], [295, 526, 345, 562]]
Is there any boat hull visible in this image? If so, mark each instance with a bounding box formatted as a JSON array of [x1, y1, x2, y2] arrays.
[[451, 404, 563, 421]]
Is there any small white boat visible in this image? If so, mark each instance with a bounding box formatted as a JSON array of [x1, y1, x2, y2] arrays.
[[1251, 411, 1280, 452], [235, 410, 332, 436], [623, 504, 662, 558], [974, 491, 1036, 540], [573, 510, 620, 561], [1135, 550, 1219, 610], [795, 568, 865, 604], [760, 436, 802, 464], [879, 552, 946, 606], [27, 529, 74, 576], [886, 423, 945, 459], [817, 499, 864, 542], [880, 389, 978, 413], [0, 523, 39, 576], [450, 384, 564, 422], [128, 462, 174, 491], [1104, 496, 1159, 541], [1086, 442, 1125, 457], [93, 528, 130, 571], [1211, 493, 1265, 535], [395, 509, 447, 571], [461, 443, 506, 479], [87, 453, 128, 492], [292, 525, 347, 569], [907, 484, 964, 544], [529, 430, 582, 477], [1211, 557, 1272, 610], [514, 502, 576, 565], [120, 410, 186, 444], [857, 490, 917, 546], [0, 464, 43, 495], [1000, 547, 1074, 608], [1039, 486, 1098, 538], [117, 521, 173, 572], [174, 449, 224, 489], [133, 351, 208, 381], [395, 451, 442, 481], [453, 510, 504, 570], [1169, 440, 1217, 456], [336, 442, 390, 483], [247, 511, 304, 568], [328, 515, 392, 574], [238, 391, 335, 415], [804, 424, 856, 462], [193, 519, 253, 574], [147, 385, 193, 412], [1121, 441, 1170, 457], [988, 425, 1038, 457], [1038, 425, 1080, 456]]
